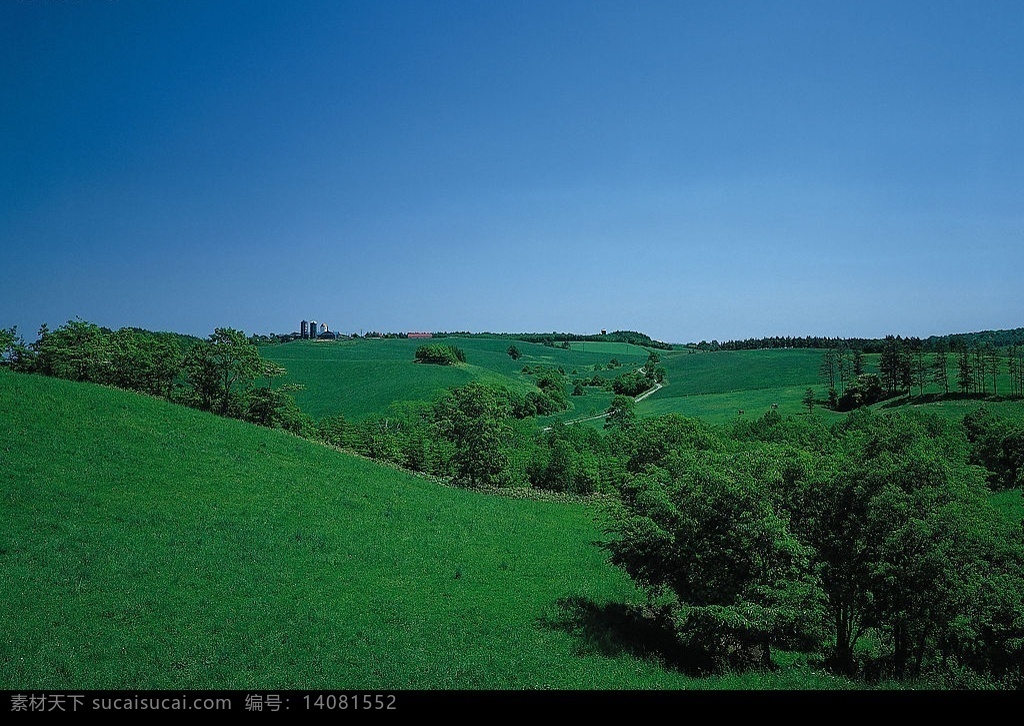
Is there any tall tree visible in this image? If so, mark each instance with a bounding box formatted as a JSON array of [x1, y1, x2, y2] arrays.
[[974, 346, 987, 394], [852, 349, 865, 377], [802, 388, 815, 413], [0, 326, 33, 371], [183, 327, 263, 416], [809, 413, 1024, 679], [431, 382, 512, 487], [1010, 343, 1024, 398], [930, 347, 950, 395], [837, 345, 851, 394], [910, 341, 927, 396], [605, 394, 637, 430], [878, 336, 911, 395], [984, 343, 1000, 396], [957, 348, 974, 394], [819, 349, 839, 392], [31, 319, 113, 382]]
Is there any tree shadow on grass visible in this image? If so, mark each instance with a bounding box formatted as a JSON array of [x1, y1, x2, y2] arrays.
[[877, 392, 1013, 410], [539, 596, 717, 675]]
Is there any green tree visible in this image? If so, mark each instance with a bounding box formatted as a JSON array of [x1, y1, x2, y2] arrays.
[[827, 387, 839, 410], [809, 412, 1024, 679], [605, 395, 636, 430], [415, 344, 464, 365], [431, 383, 512, 487], [506, 344, 522, 361], [852, 349, 865, 377], [879, 335, 911, 395], [837, 373, 884, 411], [819, 349, 839, 391], [0, 327, 14, 363], [318, 413, 349, 449], [957, 348, 974, 394], [107, 328, 182, 398], [837, 346, 851, 393], [931, 346, 950, 395], [0, 326, 33, 371], [603, 464, 826, 670], [910, 341, 927, 396], [612, 371, 653, 397], [984, 343, 1000, 396], [802, 388, 815, 413], [183, 327, 263, 416], [31, 318, 113, 382], [643, 351, 661, 378]]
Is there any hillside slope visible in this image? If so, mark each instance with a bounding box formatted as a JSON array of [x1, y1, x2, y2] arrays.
[[1, 371, 852, 690], [260, 337, 649, 420]]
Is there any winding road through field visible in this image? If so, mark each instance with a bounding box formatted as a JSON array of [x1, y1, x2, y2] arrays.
[[542, 371, 664, 431]]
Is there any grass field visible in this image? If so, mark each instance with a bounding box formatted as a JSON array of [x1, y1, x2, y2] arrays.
[[567, 341, 651, 357], [654, 349, 824, 399], [634, 348, 1023, 426], [1, 371, 862, 689], [260, 337, 648, 421], [260, 338, 1024, 429]]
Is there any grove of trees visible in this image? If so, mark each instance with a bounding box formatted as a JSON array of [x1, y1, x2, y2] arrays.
[[1, 319, 309, 434], [817, 337, 1024, 412]]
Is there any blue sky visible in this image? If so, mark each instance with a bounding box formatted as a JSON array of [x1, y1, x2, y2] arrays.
[[2, 1, 1021, 343]]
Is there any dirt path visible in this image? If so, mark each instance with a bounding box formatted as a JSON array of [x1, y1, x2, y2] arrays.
[[542, 376, 664, 431]]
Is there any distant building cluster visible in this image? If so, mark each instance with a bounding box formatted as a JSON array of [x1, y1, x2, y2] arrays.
[[407, 332, 433, 339], [300, 319, 337, 340]]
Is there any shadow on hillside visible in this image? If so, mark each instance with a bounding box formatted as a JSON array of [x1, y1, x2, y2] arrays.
[[539, 596, 716, 675], [877, 392, 1018, 410]]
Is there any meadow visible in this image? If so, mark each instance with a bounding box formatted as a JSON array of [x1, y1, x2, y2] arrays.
[[260, 337, 648, 421], [0, 371, 861, 689], [6, 328, 1024, 690], [262, 337, 1021, 429]]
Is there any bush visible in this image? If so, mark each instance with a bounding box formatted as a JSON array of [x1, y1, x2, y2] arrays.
[[415, 344, 465, 366], [612, 371, 653, 397]]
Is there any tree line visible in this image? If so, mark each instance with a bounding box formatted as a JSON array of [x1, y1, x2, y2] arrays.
[[708, 326, 1024, 354], [435, 329, 673, 350], [2, 320, 309, 433], [814, 336, 1024, 412]]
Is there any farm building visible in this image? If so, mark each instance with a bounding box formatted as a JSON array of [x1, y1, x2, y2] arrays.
[[300, 318, 335, 339]]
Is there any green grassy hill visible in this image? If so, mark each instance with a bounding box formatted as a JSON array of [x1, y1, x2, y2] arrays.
[[260, 337, 649, 420], [638, 348, 1023, 425], [636, 349, 830, 424], [262, 338, 1023, 428], [0, 371, 856, 689]]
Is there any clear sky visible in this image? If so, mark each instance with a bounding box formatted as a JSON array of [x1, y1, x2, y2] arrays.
[[2, 1, 1022, 343]]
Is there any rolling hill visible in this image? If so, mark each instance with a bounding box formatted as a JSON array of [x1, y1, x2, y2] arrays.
[[0, 371, 853, 689], [260, 337, 1024, 429]]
